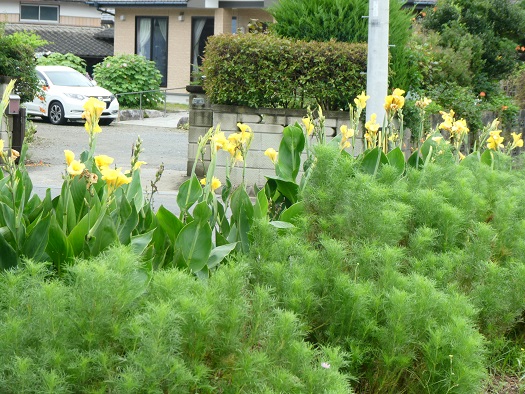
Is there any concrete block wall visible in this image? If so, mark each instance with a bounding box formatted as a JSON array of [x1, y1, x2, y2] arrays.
[[188, 100, 365, 188]]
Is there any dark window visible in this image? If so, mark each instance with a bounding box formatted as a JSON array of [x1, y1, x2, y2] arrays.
[[136, 16, 169, 87], [191, 17, 214, 76], [21, 4, 58, 22], [232, 16, 237, 34]]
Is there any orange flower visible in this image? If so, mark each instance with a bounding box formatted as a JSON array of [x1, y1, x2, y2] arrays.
[[479, 92, 486, 97]]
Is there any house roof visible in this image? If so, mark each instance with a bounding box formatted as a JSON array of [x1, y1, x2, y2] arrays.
[[4, 23, 114, 58]]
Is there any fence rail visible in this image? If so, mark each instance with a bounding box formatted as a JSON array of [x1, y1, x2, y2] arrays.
[[115, 87, 187, 120]]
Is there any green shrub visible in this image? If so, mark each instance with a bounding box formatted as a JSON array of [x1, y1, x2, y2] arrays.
[[202, 33, 367, 110], [268, 0, 414, 90], [423, 0, 525, 90], [93, 54, 163, 108], [0, 246, 351, 393], [36, 53, 86, 74], [244, 144, 525, 391], [0, 26, 45, 103]]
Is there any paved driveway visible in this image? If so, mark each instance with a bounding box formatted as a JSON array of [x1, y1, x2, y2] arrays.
[[24, 112, 189, 213]]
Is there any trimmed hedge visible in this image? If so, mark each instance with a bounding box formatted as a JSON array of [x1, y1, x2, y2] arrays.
[[202, 33, 367, 111]]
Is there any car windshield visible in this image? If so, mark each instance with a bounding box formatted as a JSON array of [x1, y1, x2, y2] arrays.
[[44, 70, 93, 87]]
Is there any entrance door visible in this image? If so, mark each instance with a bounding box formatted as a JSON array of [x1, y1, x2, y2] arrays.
[[136, 16, 169, 87]]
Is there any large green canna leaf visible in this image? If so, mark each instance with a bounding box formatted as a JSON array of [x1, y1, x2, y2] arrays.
[[46, 218, 74, 274], [1, 203, 16, 241], [69, 175, 89, 216], [23, 213, 51, 261], [265, 176, 299, 205], [126, 169, 144, 210], [156, 205, 184, 244], [174, 218, 212, 273], [86, 214, 118, 257], [207, 242, 238, 269], [131, 229, 155, 255], [177, 174, 203, 213], [480, 149, 494, 167], [0, 233, 18, 269], [361, 147, 388, 176], [230, 187, 255, 253], [386, 147, 406, 177], [118, 203, 139, 244], [277, 122, 305, 181], [407, 150, 423, 169], [67, 205, 100, 256], [253, 188, 269, 220], [279, 201, 304, 223]]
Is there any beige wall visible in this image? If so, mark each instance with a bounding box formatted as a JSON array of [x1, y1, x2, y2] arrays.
[[113, 7, 273, 94], [59, 16, 101, 27], [0, 14, 18, 23]]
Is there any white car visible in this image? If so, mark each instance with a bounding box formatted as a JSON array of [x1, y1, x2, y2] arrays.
[[25, 65, 119, 125]]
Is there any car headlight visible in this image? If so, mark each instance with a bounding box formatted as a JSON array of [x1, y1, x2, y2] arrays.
[[65, 93, 87, 100]]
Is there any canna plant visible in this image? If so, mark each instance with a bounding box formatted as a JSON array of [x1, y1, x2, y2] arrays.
[[0, 94, 158, 272]]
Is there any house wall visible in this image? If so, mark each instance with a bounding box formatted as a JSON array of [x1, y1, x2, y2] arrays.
[[113, 7, 273, 93], [0, 0, 103, 26]]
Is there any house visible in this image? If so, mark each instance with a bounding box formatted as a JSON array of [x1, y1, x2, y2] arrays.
[[84, 0, 276, 93], [1, 0, 114, 72]]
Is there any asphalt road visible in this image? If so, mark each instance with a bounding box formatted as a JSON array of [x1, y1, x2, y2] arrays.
[[24, 112, 189, 213]]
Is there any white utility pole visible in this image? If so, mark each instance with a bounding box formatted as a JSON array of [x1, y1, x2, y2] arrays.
[[365, 0, 390, 122]]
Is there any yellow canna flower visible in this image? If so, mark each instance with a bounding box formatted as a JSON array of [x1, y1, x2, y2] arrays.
[[211, 131, 228, 150], [365, 113, 380, 134], [67, 160, 85, 177], [438, 110, 456, 133], [82, 97, 105, 134], [101, 167, 131, 194], [388, 133, 399, 143], [340, 140, 351, 150], [512, 132, 524, 148], [228, 132, 242, 144], [264, 147, 278, 163], [354, 91, 370, 110], [234, 150, 244, 163], [302, 117, 315, 136], [451, 118, 469, 138], [64, 150, 75, 166], [223, 140, 237, 156], [95, 154, 114, 170], [458, 151, 465, 161], [415, 97, 432, 109], [487, 130, 504, 150], [211, 177, 222, 191], [84, 97, 105, 118], [384, 88, 405, 114], [200, 176, 222, 191], [236, 122, 251, 134], [133, 161, 147, 170], [340, 124, 355, 140]]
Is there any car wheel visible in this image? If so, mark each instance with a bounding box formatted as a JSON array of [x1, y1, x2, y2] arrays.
[[99, 119, 113, 126], [48, 101, 67, 125]]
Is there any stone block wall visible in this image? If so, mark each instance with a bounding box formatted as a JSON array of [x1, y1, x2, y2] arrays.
[[188, 101, 363, 187]]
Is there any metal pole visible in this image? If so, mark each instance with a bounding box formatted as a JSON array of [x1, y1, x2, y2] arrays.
[[365, 0, 390, 122]]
